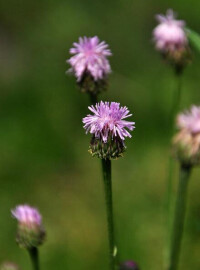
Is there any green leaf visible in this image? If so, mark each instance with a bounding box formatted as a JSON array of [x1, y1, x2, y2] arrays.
[[186, 28, 200, 52]]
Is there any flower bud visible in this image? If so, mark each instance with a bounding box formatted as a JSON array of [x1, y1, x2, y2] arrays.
[[12, 205, 46, 249], [0, 262, 19, 270], [119, 260, 140, 270], [83, 101, 135, 160], [173, 106, 200, 166]]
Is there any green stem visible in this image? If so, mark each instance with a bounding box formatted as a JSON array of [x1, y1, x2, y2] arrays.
[[89, 93, 98, 105], [168, 164, 192, 270], [101, 159, 116, 270], [28, 247, 40, 270], [164, 156, 175, 268], [164, 73, 183, 268], [169, 74, 182, 130]]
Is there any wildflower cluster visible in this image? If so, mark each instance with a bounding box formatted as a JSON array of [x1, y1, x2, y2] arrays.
[[2, 7, 199, 270]]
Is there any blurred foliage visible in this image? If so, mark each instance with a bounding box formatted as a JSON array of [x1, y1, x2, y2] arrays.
[[187, 28, 200, 52], [0, 0, 200, 269]]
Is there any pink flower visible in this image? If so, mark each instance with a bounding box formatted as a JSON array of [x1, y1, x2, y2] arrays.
[[83, 101, 135, 143], [12, 204, 46, 248], [68, 36, 112, 81], [173, 106, 200, 166], [12, 205, 42, 226], [177, 106, 200, 134], [153, 9, 187, 52]]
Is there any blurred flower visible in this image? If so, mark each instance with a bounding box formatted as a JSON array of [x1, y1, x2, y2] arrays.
[[153, 9, 190, 72], [68, 36, 111, 81], [12, 205, 46, 249], [67, 36, 112, 94], [173, 106, 200, 166], [119, 260, 139, 270], [12, 205, 41, 225], [83, 101, 135, 159], [177, 106, 200, 134], [0, 262, 19, 270], [153, 9, 187, 52]]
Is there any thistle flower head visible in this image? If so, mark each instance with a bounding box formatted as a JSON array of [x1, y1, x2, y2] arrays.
[[177, 106, 200, 134], [83, 101, 135, 159], [0, 262, 19, 270], [83, 101, 135, 143], [153, 9, 190, 72], [68, 36, 112, 82], [119, 260, 139, 270], [12, 205, 46, 249], [173, 105, 200, 166], [153, 9, 187, 52]]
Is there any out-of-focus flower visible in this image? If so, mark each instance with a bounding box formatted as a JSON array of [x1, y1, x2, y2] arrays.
[[177, 106, 200, 134], [12, 205, 46, 249], [173, 106, 200, 166], [0, 262, 19, 270], [119, 260, 139, 270], [68, 36, 111, 81], [154, 9, 187, 52], [153, 9, 190, 72], [83, 101, 135, 159], [67, 36, 112, 94]]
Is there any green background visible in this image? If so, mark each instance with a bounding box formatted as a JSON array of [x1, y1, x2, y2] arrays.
[[0, 0, 200, 269]]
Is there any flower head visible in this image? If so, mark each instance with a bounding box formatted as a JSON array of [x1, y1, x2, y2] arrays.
[[119, 260, 139, 270], [83, 101, 135, 159], [68, 36, 112, 82], [83, 101, 135, 143], [173, 105, 200, 166], [12, 205, 46, 249], [177, 106, 200, 134], [153, 9, 187, 52], [153, 9, 190, 72]]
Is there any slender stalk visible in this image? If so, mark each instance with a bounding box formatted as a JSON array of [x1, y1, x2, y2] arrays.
[[164, 73, 183, 268], [101, 158, 116, 270], [169, 74, 182, 129], [89, 93, 98, 105], [28, 247, 40, 270], [168, 164, 192, 270]]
